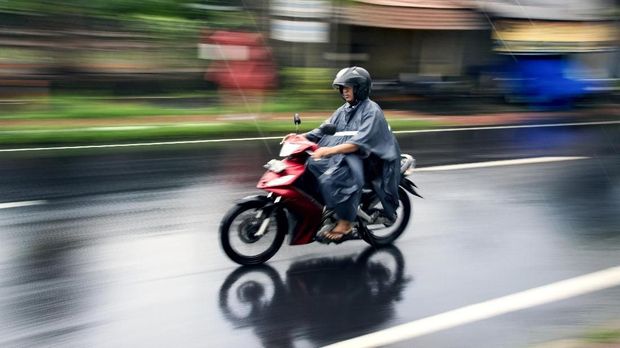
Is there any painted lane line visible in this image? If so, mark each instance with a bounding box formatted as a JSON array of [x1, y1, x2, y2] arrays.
[[0, 120, 618, 153], [0, 136, 283, 153], [0, 200, 46, 209], [415, 156, 589, 172], [0, 123, 229, 133], [394, 120, 620, 134], [323, 266, 620, 348]]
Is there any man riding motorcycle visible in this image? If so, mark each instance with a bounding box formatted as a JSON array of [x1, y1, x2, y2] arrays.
[[295, 67, 402, 243]]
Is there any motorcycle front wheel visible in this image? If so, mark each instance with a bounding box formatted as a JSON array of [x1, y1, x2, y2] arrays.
[[220, 198, 287, 265], [361, 187, 411, 246]]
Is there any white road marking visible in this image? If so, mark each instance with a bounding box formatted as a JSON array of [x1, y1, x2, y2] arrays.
[[415, 156, 589, 171], [0, 136, 282, 153], [394, 120, 620, 134], [1, 123, 229, 133], [323, 266, 620, 348], [0, 200, 46, 209], [0, 120, 617, 153]]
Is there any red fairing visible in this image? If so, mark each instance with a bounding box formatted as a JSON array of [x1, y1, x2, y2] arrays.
[[265, 188, 323, 245], [257, 158, 305, 189], [257, 154, 322, 245]]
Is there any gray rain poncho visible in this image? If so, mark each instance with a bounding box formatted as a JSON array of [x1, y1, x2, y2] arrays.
[[305, 98, 401, 222]]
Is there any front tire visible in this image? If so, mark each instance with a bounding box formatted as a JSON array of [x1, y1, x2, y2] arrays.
[[220, 198, 287, 265], [361, 187, 411, 246]]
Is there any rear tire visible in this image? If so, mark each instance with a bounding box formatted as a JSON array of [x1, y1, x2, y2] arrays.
[[361, 187, 411, 246], [220, 198, 287, 265]]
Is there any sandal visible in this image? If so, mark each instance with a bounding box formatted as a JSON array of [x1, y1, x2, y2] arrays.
[[315, 223, 336, 244], [318, 228, 357, 244]]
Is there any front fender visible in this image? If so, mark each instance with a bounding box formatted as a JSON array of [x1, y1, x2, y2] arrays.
[[232, 195, 282, 219], [400, 177, 423, 198], [230, 194, 289, 236], [235, 194, 273, 206]]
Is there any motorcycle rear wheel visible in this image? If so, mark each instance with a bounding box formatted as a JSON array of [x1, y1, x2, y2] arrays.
[[361, 187, 411, 246], [220, 198, 287, 265]]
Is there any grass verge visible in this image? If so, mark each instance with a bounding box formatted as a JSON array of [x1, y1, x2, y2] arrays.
[[0, 119, 442, 146], [0, 95, 341, 120]]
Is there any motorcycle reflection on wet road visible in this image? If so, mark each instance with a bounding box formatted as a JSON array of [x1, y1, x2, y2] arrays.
[[218, 246, 410, 347]]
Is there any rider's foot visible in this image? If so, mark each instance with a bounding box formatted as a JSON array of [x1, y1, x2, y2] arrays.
[[322, 220, 353, 242]]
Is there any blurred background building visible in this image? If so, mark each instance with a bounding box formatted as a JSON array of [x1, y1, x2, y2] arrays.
[[0, 0, 618, 107], [479, 0, 619, 107], [326, 0, 492, 98]]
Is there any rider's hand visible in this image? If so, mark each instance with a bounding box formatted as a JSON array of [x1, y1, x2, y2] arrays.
[[311, 147, 333, 159]]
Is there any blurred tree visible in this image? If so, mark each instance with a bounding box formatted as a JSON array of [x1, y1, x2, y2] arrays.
[[0, 0, 190, 18], [0, 0, 275, 94]]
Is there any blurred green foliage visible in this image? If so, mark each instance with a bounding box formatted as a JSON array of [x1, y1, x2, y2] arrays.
[[0, 0, 258, 27], [278, 67, 342, 109], [0, 0, 189, 18], [0, 121, 323, 145], [0, 94, 332, 119], [0, 0, 271, 95], [584, 328, 620, 343], [0, 118, 440, 145]]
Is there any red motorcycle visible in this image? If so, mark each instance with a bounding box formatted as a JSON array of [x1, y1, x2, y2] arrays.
[[219, 123, 421, 265]]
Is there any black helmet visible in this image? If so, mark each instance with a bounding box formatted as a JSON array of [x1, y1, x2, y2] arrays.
[[332, 66, 372, 101]]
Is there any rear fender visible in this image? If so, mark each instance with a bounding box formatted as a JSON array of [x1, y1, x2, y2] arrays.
[[400, 177, 423, 198]]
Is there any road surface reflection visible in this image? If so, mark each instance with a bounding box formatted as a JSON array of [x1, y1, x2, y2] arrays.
[[218, 246, 411, 347]]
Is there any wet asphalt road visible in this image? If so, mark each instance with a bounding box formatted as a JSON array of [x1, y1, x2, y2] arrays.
[[0, 123, 619, 347]]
